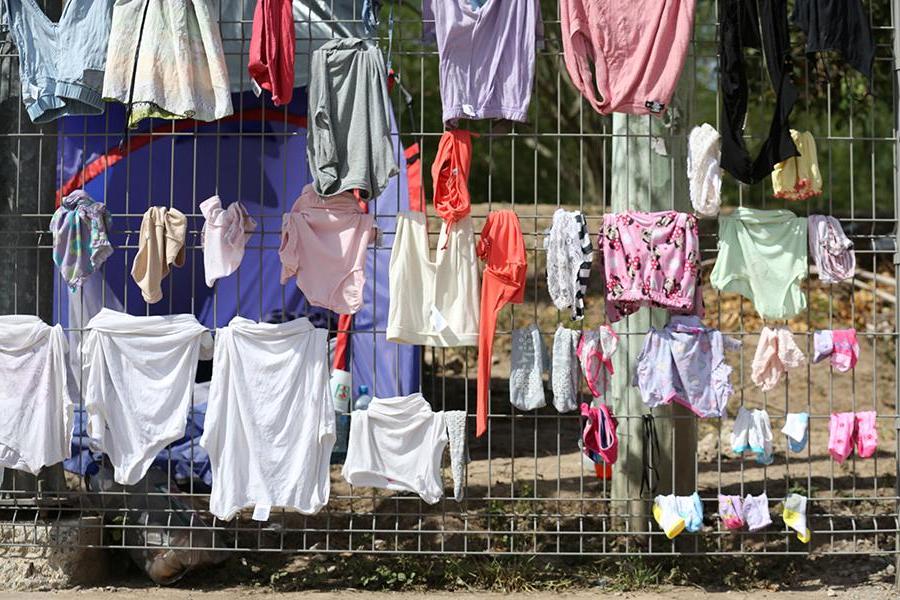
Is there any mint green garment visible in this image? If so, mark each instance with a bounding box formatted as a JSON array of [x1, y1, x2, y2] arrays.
[[710, 208, 808, 319]]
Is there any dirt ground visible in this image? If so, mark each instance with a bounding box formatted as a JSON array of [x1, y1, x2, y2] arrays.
[[0, 588, 897, 599]]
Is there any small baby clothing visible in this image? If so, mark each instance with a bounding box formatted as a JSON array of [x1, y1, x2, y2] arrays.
[[653, 492, 703, 539], [445, 410, 468, 502], [783, 493, 811, 543], [103, 0, 233, 127], [560, 0, 696, 116], [544, 209, 593, 321], [771, 130, 822, 200], [599, 211, 702, 323], [813, 328, 859, 373], [432, 129, 473, 226], [131, 207, 187, 304], [710, 208, 808, 320], [828, 411, 877, 463], [0, 316, 73, 474], [50, 190, 113, 291], [342, 393, 448, 505], [280, 185, 376, 315], [782, 412, 810, 453], [808, 215, 855, 283], [476, 210, 527, 437], [720, 493, 771, 531], [718, 495, 745, 530], [577, 325, 618, 398], [687, 123, 722, 217], [201, 196, 257, 288], [732, 407, 774, 465], [580, 402, 618, 465], [510, 325, 549, 411], [551, 326, 581, 413], [751, 327, 805, 391], [201, 317, 334, 521], [82, 309, 213, 486], [307, 38, 398, 199], [743, 493, 773, 531], [429, 0, 542, 125], [387, 211, 480, 346], [248, 0, 295, 106], [634, 316, 740, 418], [2, 0, 114, 123]]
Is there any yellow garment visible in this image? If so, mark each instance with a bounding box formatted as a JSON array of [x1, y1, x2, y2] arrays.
[[782, 493, 812, 543], [653, 496, 686, 539], [131, 207, 187, 304], [771, 130, 822, 200]]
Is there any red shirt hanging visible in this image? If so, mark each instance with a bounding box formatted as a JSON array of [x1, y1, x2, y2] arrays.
[[248, 0, 295, 106]]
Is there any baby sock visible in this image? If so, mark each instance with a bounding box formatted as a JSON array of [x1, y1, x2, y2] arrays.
[[782, 412, 809, 453], [812, 330, 833, 363], [782, 493, 811, 543], [718, 494, 745, 530], [743, 493, 772, 531], [731, 406, 752, 455], [749, 409, 774, 465], [675, 492, 704, 533], [830, 329, 859, 373], [828, 412, 855, 464], [854, 411, 878, 459], [653, 494, 686, 539]]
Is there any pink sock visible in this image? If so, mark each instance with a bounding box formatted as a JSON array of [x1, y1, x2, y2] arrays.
[[830, 329, 859, 373], [854, 411, 878, 459], [828, 412, 855, 464]]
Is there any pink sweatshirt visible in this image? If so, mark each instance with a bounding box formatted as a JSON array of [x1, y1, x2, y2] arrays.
[[560, 0, 696, 116]]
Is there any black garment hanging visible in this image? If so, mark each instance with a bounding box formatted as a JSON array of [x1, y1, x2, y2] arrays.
[[719, 0, 799, 185], [792, 0, 875, 85]]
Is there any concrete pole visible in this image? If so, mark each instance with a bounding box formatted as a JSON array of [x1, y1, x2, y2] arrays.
[[0, 0, 66, 495], [609, 54, 698, 533]]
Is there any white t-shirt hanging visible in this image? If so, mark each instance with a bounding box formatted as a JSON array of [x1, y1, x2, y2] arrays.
[[201, 316, 335, 521], [82, 308, 213, 486], [342, 393, 448, 504], [0, 315, 74, 474]]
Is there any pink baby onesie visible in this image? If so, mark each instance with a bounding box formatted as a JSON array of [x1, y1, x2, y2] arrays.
[[598, 211, 703, 323], [280, 185, 376, 315], [560, 0, 697, 116]]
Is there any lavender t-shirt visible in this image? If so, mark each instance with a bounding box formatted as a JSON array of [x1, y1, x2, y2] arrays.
[[427, 0, 543, 126]]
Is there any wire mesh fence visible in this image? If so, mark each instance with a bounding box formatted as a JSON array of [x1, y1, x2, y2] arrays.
[[0, 0, 898, 560]]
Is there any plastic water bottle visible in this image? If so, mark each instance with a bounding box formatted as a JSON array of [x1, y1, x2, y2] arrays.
[[329, 369, 352, 463], [354, 385, 372, 411]]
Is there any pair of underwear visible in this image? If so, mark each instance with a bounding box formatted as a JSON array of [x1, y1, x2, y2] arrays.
[[580, 402, 618, 465], [771, 130, 822, 200], [828, 411, 877, 464], [576, 325, 618, 398], [751, 326, 805, 392], [510, 324, 550, 411], [813, 329, 859, 373], [653, 492, 703, 539], [687, 123, 722, 217], [782, 412, 809, 453], [731, 407, 774, 465], [710, 208, 808, 320], [808, 215, 855, 284]]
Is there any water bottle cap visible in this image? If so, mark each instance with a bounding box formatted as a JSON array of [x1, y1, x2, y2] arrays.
[[358, 385, 369, 395]]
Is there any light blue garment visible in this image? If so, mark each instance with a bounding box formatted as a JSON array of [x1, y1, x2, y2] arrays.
[[3, 0, 113, 123], [675, 492, 704, 533]]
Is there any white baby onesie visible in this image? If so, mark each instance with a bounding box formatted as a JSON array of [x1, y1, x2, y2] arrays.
[[83, 308, 213, 485], [342, 393, 448, 504], [0, 315, 74, 474], [201, 316, 335, 521]]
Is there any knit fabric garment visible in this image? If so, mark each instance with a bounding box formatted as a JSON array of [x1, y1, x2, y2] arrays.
[[771, 130, 822, 200], [50, 190, 113, 291], [687, 123, 722, 217], [544, 208, 592, 320]]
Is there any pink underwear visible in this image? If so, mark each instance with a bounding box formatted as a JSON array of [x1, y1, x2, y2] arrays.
[[577, 325, 618, 397], [581, 402, 618, 465], [279, 185, 375, 315]]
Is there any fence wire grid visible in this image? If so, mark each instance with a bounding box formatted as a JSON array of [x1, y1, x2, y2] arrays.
[[0, 0, 899, 560]]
